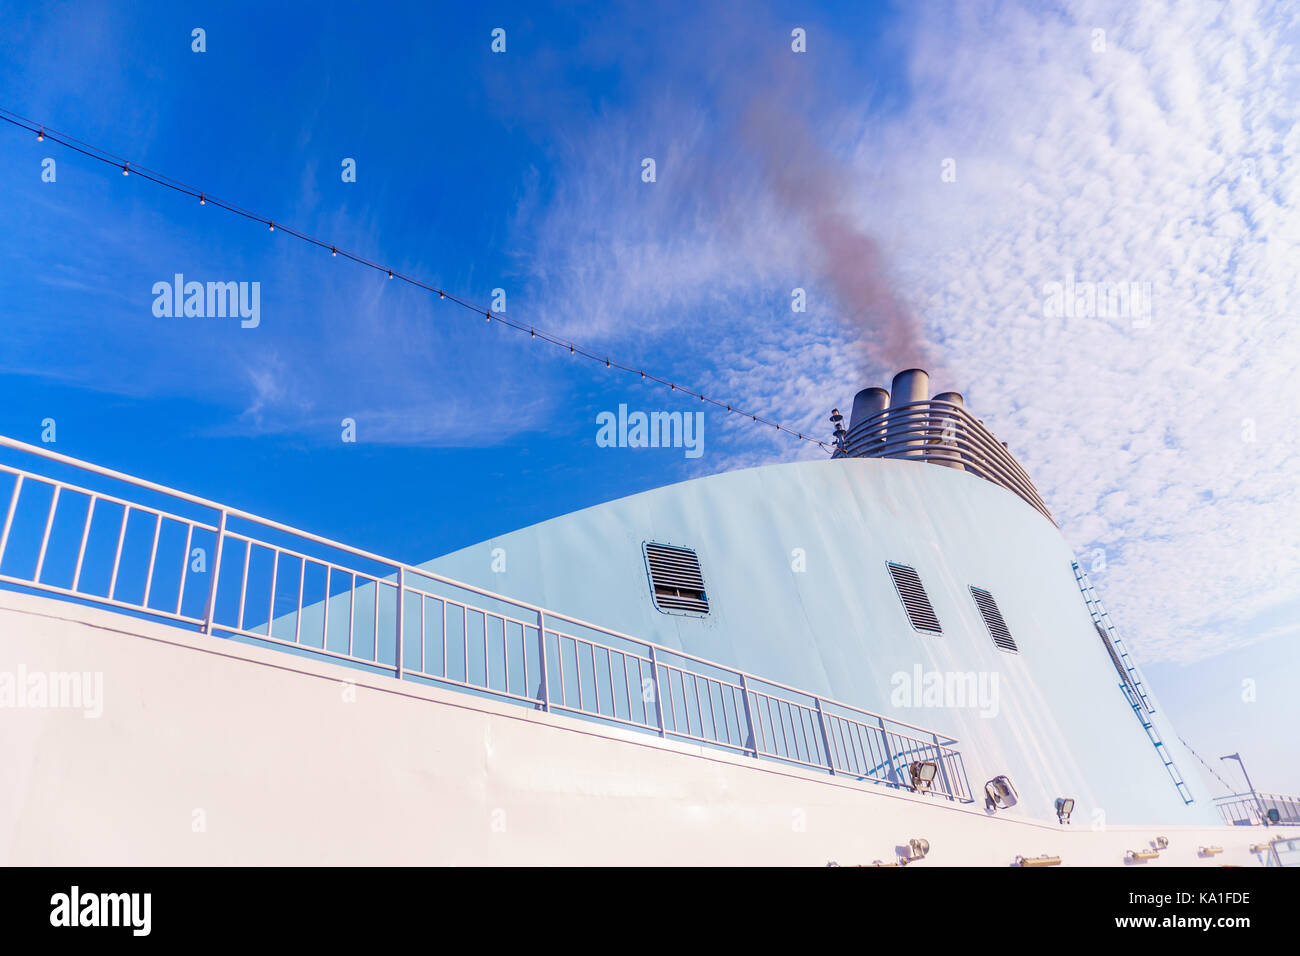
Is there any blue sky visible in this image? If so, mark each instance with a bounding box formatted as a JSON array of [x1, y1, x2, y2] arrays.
[[0, 0, 903, 553], [1, 0, 1297, 792]]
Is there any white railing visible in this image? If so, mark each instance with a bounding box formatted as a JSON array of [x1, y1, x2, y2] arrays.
[[0, 434, 973, 803], [1215, 792, 1300, 826], [839, 400, 1055, 524]]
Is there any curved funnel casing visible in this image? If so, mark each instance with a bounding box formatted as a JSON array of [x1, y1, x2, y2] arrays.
[[848, 387, 890, 448], [888, 368, 930, 456], [931, 391, 965, 471]]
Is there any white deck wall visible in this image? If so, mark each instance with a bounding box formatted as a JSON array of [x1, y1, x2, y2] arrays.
[[0, 591, 1272, 866]]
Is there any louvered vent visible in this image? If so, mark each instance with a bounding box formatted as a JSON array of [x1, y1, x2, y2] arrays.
[[970, 586, 1018, 653], [644, 542, 709, 615], [886, 562, 942, 633]]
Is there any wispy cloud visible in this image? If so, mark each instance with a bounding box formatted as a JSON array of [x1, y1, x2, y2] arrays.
[[5, 0, 1294, 662], [0, 151, 554, 447], [509, 0, 1300, 663]]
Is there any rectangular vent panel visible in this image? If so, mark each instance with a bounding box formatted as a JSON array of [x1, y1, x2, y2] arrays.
[[970, 586, 1018, 652], [887, 562, 942, 633], [644, 542, 709, 615]]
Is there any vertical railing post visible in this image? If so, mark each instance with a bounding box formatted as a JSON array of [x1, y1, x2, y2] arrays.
[[536, 611, 550, 712], [203, 509, 227, 635], [395, 566, 404, 680], [814, 698, 835, 775], [933, 732, 955, 800], [0, 473, 24, 567], [33, 485, 61, 584], [739, 673, 758, 756], [878, 718, 898, 786], [648, 645, 665, 737]]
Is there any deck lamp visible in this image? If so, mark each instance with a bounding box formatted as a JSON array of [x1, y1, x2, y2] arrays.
[[909, 760, 938, 792], [985, 775, 1018, 810], [1055, 797, 1074, 824]]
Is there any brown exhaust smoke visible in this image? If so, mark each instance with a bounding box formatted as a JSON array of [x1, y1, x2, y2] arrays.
[[735, 70, 937, 375]]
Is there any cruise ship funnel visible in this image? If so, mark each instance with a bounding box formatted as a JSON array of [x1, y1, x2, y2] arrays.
[[889, 368, 930, 456], [931, 390, 966, 470], [848, 386, 890, 443]]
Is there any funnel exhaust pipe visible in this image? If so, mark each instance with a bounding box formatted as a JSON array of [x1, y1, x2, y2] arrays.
[[931, 390, 965, 470], [848, 387, 890, 448], [888, 369, 930, 457]]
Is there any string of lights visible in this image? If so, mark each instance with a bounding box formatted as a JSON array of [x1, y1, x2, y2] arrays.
[[1177, 735, 1236, 794], [1, 106, 831, 452]]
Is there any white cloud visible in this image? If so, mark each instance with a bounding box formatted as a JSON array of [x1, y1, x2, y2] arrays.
[[513, 0, 1300, 663], [888, 0, 1300, 663]]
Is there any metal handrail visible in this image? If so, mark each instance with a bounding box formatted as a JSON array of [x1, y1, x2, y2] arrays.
[[838, 400, 1055, 524], [1214, 791, 1300, 826], [0, 434, 974, 803]]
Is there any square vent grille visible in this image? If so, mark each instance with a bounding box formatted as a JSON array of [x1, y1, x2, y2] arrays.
[[644, 542, 709, 615], [887, 562, 942, 633], [970, 586, 1018, 653]]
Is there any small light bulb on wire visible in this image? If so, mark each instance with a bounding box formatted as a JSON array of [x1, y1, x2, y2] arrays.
[[6, 120, 828, 455]]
